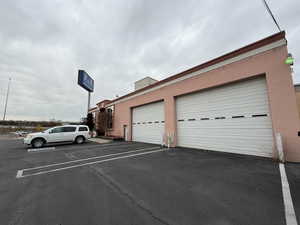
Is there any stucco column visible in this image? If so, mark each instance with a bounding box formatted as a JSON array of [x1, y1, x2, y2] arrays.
[[265, 48, 300, 162], [128, 107, 132, 141], [164, 96, 177, 147]]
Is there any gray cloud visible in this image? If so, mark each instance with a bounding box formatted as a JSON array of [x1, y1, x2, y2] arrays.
[[0, 0, 299, 121]]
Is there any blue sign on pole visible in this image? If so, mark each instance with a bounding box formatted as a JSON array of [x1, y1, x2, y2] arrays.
[[78, 70, 94, 92]]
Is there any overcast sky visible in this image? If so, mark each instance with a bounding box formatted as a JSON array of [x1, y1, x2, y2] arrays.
[[0, 0, 299, 121]]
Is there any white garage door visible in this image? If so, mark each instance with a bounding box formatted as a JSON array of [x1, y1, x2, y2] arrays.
[[176, 77, 274, 157], [132, 101, 164, 144]]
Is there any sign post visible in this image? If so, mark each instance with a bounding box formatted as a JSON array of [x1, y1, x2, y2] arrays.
[[87, 92, 91, 114], [78, 70, 94, 114]]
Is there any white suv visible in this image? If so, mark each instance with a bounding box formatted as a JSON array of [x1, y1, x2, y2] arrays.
[[24, 125, 90, 148]]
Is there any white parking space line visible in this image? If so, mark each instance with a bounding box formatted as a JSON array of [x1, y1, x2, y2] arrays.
[[27, 147, 56, 152], [16, 148, 166, 178], [22, 146, 160, 172], [279, 163, 298, 225], [39, 142, 146, 153]]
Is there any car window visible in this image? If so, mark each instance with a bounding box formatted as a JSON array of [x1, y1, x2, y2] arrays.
[[62, 127, 77, 132], [50, 127, 64, 133], [79, 127, 88, 132]]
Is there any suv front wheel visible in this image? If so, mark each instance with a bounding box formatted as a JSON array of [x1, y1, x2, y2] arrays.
[[31, 138, 45, 148]]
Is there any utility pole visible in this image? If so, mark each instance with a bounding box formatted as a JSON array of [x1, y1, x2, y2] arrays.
[[3, 77, 11, 121]]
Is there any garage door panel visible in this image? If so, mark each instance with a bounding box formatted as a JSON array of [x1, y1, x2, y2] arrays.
[[177, 91, 269, 107], [177, 103, 270, 118], [177, 97, 270, 110], [177, 133, 274, 142], [177, 83, 268, 105], [178, 138, 273, 149], [176, 77, 274, 157], [132, 101, 164, 144], [132, 126, 164, 144], [177, 117, 273, 129], [177, 130, 274, 142], [178, 138, 273, 157]]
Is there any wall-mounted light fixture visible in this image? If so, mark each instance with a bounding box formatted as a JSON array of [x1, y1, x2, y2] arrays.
[[285, 53, 294, 65]]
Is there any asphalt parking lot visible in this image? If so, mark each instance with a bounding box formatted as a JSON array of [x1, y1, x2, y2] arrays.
[[0, 138, 299, 225]]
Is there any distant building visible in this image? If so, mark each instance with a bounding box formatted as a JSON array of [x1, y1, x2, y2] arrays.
[[134, 76, 158, 91]]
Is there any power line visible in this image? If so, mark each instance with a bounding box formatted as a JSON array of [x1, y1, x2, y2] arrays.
[[261, 0, 281, 32]]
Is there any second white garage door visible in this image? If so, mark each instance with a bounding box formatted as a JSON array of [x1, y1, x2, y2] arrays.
[[176, 77, 274, 157], [132, 101, 164, 144]]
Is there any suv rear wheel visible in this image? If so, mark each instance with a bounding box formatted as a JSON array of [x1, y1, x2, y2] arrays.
[[75, 136, 85, 144], [32, 138, 45, 148]]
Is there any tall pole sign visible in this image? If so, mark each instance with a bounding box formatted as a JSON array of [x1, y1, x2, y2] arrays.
[[78, 70, 94, 114]]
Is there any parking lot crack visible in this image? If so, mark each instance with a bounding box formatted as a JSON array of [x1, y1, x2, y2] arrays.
[[65, 152, 173, 225]]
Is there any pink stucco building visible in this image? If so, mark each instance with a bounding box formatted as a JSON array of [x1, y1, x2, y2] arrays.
[[91, 31, 300, 162]]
